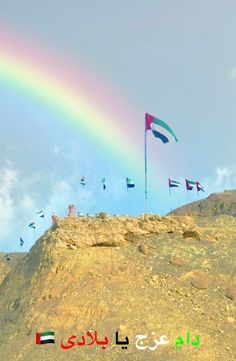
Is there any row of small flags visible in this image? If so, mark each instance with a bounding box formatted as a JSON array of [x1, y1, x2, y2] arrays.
[[80, 177, 135, 190], [22, 178, 204, 249], [169, 178, 205, 192], [80, 176, 204, 192], [28, 210, 45, 229], [28, 210, 45, 228], [24, 178, 136, 248], [17, 210, 46, 249]]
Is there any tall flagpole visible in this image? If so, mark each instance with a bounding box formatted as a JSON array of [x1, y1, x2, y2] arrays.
[[144, 121, 148, 213]]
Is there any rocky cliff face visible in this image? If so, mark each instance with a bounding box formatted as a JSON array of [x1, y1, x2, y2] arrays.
[[0, 256, 10, 283], [169, 189, 236, 216], [0, 253, 26, 283], [0, 214, 235, 361]]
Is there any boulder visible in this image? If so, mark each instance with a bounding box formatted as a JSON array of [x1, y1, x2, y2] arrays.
[[183, 230, 200, 240]]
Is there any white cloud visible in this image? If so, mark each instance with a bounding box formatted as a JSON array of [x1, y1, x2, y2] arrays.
[[0, 150, 131, 250], [230, 67, 236, 78], [0, 166, 18, 239], [21, 194, 36, 211], [203, 164, 236, 192]]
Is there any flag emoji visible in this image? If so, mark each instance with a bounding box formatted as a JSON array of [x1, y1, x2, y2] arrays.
[[168, 178, 181, 188], [28, 222, 35, 229], [37, 210, 44, 218], [20, 237, 24, 247], [196, 181, 205, 192], [101, 177, 106, 190], [80, 176, 85, 186], [126, 177, 135, 188], [36, 331, 55, 345], [185, 179, 196, 191], [145, 113, 178, 143]]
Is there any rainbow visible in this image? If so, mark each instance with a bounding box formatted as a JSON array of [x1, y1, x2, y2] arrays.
[[0, 30, 143, 175]]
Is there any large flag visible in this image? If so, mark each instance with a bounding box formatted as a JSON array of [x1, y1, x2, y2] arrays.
[[37, 210, 44, 218], [36, 331, 55, 345], [126, 177, 135, 188], [145, 113, 178, 143], [80, 176, 85, 186], [20, 237, 24, 247], [196, 181, 205, 192], [185, 179, 196, 191], [28, 222, 36, 229], [101, 177, 106, 190], [168, 178, 181, 188]]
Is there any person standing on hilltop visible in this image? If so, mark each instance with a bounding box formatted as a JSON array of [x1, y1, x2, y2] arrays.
[[68, 204, 75, 217], [51, 211, 58, 225]]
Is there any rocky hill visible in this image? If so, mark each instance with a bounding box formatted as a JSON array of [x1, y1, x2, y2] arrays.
[[169, 189, 236, 216], [0, 252, 26, 283], [0, 214, 235, 361]]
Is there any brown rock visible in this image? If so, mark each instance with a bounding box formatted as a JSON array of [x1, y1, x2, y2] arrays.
[[138, 244, 147, 255], [170, 257, 187, 267], [183, 230, 200, 240], [119, 265, 128, 272], [97, 212, 109, 219], [191, 276, 210, 289]]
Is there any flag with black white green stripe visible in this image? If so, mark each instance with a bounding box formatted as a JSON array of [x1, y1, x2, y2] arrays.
[[36, 331, 55, 345], [126, 177, 135, 188], [185, 179, 196, 191]]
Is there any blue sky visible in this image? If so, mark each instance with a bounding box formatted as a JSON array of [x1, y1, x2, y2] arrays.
[[0, 0, 236, 251]]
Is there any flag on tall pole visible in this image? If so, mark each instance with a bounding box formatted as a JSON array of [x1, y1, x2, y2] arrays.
[[145, 113, 178, 212], [145, 113, 178, 143]]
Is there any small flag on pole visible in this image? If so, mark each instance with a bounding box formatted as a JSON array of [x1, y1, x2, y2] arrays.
[[126, 177, 135, 188], [28, 222, 36, 229], [185, 179, 196, 191], [196, 181, 205, 192], [20, 237, 24, 247], [36, 331, 55, 345], [37, 210, 44, 218], [145, 113, 178, 143], [101, 177, 106, 190], [168, 178, 181, 188], [80, 176, 85, 186]]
